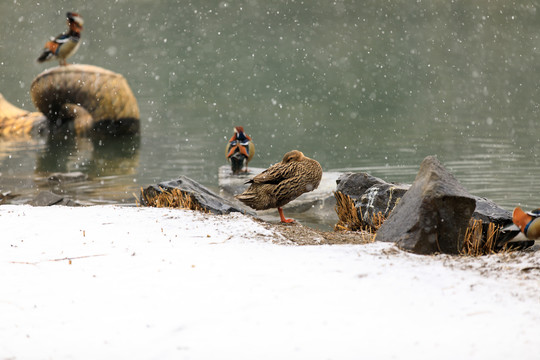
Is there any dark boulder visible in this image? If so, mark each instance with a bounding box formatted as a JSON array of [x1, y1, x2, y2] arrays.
[[471, 196, 519, 247], [357, 183, 409, 230], [335, 172, 389, 200], [335, 172, 408, 231], [375, 156, 476, 254], [141, 175, 253, 215]]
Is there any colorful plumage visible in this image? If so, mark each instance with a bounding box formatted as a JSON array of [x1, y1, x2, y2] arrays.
[[235, 150, 322, 223], [225, 126, 255, 174], [37, 12, 84, 66], [512, 207, 540, 240]]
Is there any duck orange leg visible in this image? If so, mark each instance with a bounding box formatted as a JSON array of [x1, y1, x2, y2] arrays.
[[278, 207, 295, 223]]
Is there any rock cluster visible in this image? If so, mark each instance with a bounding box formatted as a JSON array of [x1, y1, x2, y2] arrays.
[[336, 156, 533, 254]]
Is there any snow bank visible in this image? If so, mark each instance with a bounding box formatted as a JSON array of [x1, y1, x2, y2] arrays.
[[0, 205, 538, 359]]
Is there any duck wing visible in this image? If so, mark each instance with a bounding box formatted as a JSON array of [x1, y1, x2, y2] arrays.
[[249, 162, 292, 185], [53, 33, 72, 44]]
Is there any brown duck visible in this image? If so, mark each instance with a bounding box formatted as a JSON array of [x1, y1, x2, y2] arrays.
[[235, 150, 322, 223]]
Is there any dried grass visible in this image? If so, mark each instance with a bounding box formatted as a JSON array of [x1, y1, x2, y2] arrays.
[[333, 191, 385, 242], [334, 191, 362, 232], [460, 219, 507, 256], [136, 187, 208, 212]]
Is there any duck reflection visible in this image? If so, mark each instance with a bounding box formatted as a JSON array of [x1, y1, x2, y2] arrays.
[[35, 130, 140, 203]]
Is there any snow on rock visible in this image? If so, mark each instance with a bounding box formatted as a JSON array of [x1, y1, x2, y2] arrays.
[[0, 205, 539, 360]]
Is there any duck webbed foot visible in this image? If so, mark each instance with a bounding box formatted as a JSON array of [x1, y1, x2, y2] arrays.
[[278, 207, 295, 223]]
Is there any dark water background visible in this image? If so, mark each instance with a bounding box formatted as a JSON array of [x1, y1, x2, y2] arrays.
[[0, 1, 539, 225]]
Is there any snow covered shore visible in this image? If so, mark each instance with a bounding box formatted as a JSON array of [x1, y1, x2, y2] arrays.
[[1, 205, 539, 359]]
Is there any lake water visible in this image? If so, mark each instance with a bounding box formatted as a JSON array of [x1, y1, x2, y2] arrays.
[[0, 1, 539, 226]]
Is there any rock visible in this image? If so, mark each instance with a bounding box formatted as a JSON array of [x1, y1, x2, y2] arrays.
[[335, 170, 532, 250], [47, 172, 88, 184], [141, 175, 252, 215], [335, 172, 409, 230], [218, 165, 256, 196], [472, 196, 512, 225], [357, 183, 409, 230], [28, 191, 80, 206], [335, 172, 389, 200], [471, 196, 520, 247], [376, 156, 477, 255]]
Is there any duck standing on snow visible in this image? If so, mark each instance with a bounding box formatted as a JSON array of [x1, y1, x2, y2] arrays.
[[225, 126, 255, 174], [512, 207, 540, 240], [235, 150, 322, 223], [37, 12, 84, 66]]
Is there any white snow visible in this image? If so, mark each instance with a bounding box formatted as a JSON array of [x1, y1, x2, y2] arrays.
[[1, 205, 539, 359]]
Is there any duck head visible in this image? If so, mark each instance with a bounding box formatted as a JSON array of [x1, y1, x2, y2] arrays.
[[67, 12, 84, 32], [234, 126, 245, 135], [281, 150, 305, 164]]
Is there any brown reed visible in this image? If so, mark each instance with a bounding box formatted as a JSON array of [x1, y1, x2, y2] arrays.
[[334, 191, 362, 232], [460, 219, 505, 256], [137, 187, 207, 212], [333, 191, 386, 241]]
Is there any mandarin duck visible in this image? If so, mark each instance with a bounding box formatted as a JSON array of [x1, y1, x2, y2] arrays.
[[512, 207, 540, 240], [225, 126, 255, 174], [235, 150, 322, 223], [37, 12, 83, 66]]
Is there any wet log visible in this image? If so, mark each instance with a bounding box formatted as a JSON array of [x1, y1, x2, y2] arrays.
[[30, 64, 140, 137], [1, 65, 140, 138], [0, 94, 47, 137]]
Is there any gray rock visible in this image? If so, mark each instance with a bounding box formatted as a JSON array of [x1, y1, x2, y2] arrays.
[[141, 175, 252, 215], [0, 191, 17, 204], [336, 170, 531, 249], [28, 191, 80, 206], [357, 183, 409, 230], [335, 172, 389, 200], [472, 196, 519, 247], [47, 172, 88, 184], [376, 156, 476, 254], [335, 172, 409, 230], [218, 165, 255, 196]]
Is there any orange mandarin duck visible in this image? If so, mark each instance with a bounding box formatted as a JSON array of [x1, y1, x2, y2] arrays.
[[225, 126, 255, 175], [37, 12, 84, 66], [512, 207, 540, 240], [235, 150, 322, 223]]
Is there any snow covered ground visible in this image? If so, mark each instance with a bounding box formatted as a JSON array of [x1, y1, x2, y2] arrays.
[[1, 205, 539, 360]]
